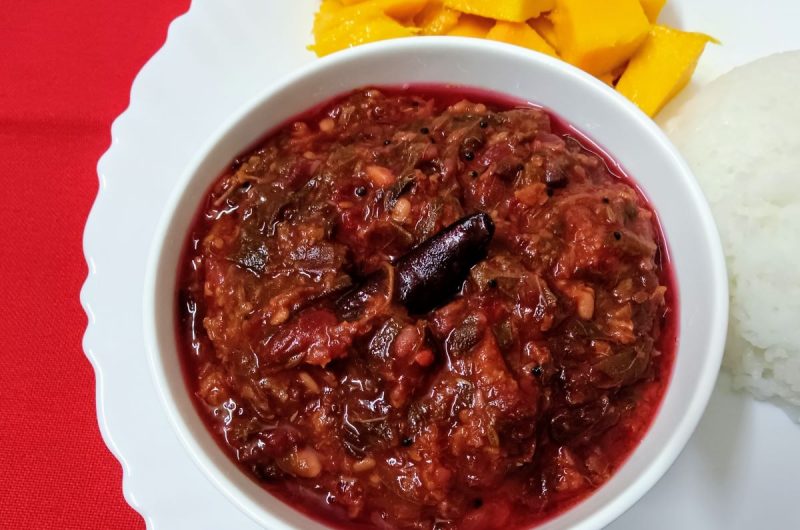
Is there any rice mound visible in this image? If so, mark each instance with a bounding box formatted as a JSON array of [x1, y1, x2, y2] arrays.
[[658, 51, 800, 419]]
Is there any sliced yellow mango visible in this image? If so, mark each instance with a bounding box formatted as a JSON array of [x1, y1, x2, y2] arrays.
[[551, 0, 650, 75], [616, 25, 716, 116], [597, 71, 616, 86], [316, 0, 343, 18], [529, 15, 559, 50], [443, 0, 555, 23], [374, 0, 429, 20], [310, 11, 419, 56], [309, 0, 710, 115], [487, 21, 557, 56], [416, 1, 462, 35], [313, 0, 357, 32], [596, 64, 626, 86], [446, 14, 494, 38], [639, 0, 666, 22], [320, 0, 428, 20]]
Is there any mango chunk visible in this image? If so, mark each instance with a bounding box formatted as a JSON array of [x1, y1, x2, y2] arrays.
[[446, 14, 494, 38], [639, 0, 666, 22], [335, 0, 429, 20], [313, 0, 363, 32], [596, 64, 625, 86], [443, 0, 555, 23], [616, 25, 716, 116], [487, 21, 557, 56], [529, 15, 559, 50], [597, 71, 616, 86], [551, 0, 650, 75], [311, 10, 419, 56], [416, 1, 462, 35]]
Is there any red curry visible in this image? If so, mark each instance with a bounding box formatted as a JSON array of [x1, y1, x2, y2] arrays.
[[176, 87, 676, 529]]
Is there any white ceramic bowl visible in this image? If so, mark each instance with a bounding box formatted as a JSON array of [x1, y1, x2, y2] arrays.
[[144, 37, 728, 530]]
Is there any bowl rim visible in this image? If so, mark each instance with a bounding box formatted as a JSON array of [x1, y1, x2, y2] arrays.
[[144, 36, 728, 530]]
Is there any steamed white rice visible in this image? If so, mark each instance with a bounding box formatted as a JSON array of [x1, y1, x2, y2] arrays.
[[658, 51, 800, 420]]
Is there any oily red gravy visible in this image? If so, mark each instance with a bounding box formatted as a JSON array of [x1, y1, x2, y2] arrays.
[[176, 87, 676, 530]]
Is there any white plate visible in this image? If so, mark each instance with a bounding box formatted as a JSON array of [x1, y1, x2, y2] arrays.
[[81, 1, 800, 528]]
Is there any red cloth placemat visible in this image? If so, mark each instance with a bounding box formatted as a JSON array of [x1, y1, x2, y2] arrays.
[[0, 1, 188, 528]]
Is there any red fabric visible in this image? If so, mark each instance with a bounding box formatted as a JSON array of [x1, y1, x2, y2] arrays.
[[0, 1, 189, 528]]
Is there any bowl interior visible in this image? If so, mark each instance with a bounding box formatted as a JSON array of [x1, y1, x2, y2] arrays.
[[145, 37, 727, 530]]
